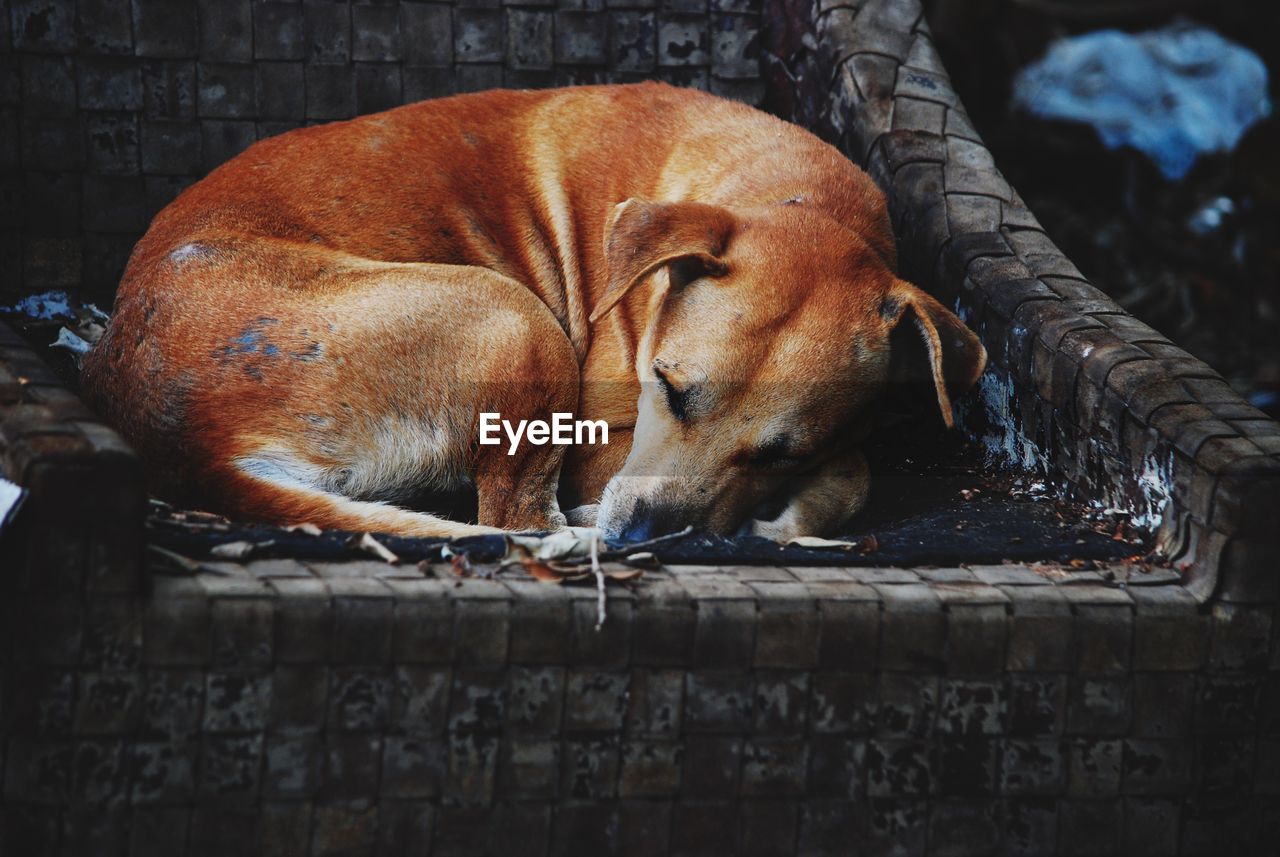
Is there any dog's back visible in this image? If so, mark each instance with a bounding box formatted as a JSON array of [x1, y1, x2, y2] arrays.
[[84, 84, 885, 470]]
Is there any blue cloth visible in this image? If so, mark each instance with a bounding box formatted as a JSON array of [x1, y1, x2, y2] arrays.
[[1012, 23, 1271, 180]]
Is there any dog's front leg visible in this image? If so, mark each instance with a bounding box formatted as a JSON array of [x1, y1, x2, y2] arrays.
[[748, 448, 871, 542], [471, 311, 582, 533], [474, 442, 570, 533]]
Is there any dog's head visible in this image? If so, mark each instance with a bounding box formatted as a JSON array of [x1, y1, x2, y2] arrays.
[[591, 198, 986, 542]]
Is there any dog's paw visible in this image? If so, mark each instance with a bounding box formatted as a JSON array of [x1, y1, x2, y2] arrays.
[[564, 503, 599, 527], [745, 514, 804, 543], [512, 509, 566, 534]]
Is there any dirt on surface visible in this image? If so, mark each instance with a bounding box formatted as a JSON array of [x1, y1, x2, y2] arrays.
[[138, 418, 1152, 569], [830, 421, 1149, 567]]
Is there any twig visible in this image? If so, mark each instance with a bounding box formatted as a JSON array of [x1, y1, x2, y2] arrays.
[[147, 543, 203, 574], [598, 525, 694, 557], [591, 530, 606, 630], [146, 544, 232, 576], [357, 532, 400, 564]]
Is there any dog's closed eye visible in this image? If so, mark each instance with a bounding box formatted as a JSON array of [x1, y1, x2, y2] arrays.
[[654, 366, 688, 422]]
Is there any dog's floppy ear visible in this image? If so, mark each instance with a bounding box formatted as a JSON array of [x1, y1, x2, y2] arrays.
[[882, 280, 987, 429], [590, 198, 735, 324]]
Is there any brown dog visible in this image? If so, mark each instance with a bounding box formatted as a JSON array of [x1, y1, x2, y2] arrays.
[[82, 82, 986, 542]]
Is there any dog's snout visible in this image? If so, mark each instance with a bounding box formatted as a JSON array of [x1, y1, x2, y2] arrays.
[[614, 498, 685, 543]]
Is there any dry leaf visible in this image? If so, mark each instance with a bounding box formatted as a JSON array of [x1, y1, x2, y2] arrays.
[[536, 528, 594, 561], [285, 522, 323, 536], [505, 535, 540, 558], [518, 556, 643, 586], [787, 536, 860, 549], [505, 527, 602, 563], [186, 510, 230, 524], [522, 558, 566, 584], [210, 540, 257, 561], [147, 543, 203, 574]]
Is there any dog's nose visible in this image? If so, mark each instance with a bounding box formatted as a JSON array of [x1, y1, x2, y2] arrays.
[[614, 499, 684, 543], [618, 517, 660, 543]]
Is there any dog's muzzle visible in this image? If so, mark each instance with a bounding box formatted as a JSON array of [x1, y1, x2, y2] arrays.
[[606, 496, 691, 543], [598, 475, 697, 543]]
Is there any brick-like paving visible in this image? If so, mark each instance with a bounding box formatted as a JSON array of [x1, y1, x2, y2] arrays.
[[3, 0, 1280, 853], [7, 553, 1276, 855]]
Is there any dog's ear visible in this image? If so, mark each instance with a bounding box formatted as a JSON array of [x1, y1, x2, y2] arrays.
[[882, 280, 987, 429], [591, 198, 735, 324]]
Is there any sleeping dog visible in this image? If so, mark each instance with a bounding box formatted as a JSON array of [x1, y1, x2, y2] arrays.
[[83, 82, 986, 542]]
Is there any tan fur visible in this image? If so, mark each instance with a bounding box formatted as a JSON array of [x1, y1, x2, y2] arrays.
[[81, 83, 986, 540]]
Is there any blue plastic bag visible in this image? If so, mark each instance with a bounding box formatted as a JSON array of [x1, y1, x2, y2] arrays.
[[1012, 22, 1271, 180]]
